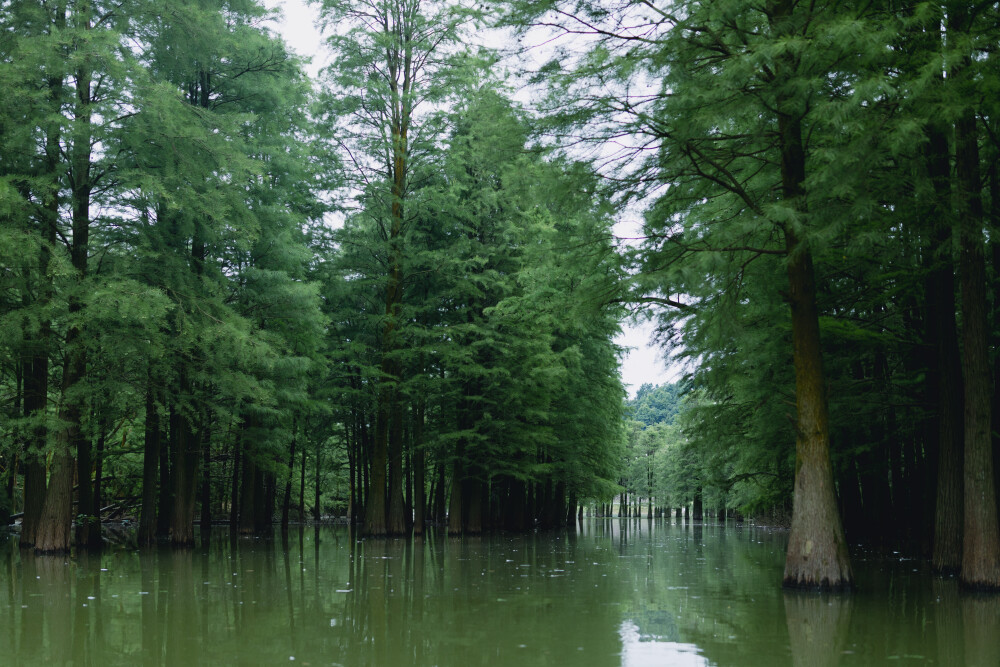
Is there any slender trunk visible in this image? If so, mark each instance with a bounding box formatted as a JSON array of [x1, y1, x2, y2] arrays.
[[435, 459, 446, 523], [313, 435, 322, 522], [282, 419, 297, 529], [157, 411, 172, 538], [412, 400, 425, 535], [299, 432, 306, 521], [200, 420, 211, 534], [92, 419, 105, 544], [387, 392, 407, 534], [448, 460, 463, 535], [229, 433, 240, 528], [139, 379, 160, 546]]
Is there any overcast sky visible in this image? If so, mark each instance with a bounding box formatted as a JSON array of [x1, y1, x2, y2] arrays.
[[262, 0, 680, 397]]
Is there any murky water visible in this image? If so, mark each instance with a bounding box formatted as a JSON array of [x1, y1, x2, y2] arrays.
[[0, 520, 996, 666]]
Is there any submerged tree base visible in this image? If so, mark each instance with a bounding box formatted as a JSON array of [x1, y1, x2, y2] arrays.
[[782, 575, 853, 593]]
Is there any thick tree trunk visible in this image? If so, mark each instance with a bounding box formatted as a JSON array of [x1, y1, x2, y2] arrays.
[[924, 123, 964, 573], [387, 393, 407, 534], [157, 412, 173, 539], [954, 106, 1000, 590], [238, 452, 260, 535], [169, 407, 199, 546], [464, 478, 483, 534], [365, 389, 390, 535], [777, 108, 851, 589], [782, 233, 852, 590], [36, 344, 82, 554]]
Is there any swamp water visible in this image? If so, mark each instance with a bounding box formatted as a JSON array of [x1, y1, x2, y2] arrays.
[[0, 520, 996, 666]]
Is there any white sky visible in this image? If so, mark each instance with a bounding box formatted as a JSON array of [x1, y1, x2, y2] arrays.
[[263, 0, 679, 397]]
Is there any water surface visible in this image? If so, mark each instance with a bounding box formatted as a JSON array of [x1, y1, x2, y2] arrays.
[[0, 520, 995, 665]]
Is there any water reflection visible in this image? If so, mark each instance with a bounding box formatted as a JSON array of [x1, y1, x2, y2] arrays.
[[783, 592, 851, 667], [0, 524, 995, 665], [619, 619, 708, 667]]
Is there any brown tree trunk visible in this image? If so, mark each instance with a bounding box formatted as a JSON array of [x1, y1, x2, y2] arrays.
[[955, 106, 1000, 590], [169, 407, 199, 546], [365, 386, 390, 535], [140, 381, 160, 546], [777, 106, 851, 589], [448, 459, 463, 535], [198, 418, 211, 536], [20, 342, 49, 549], [924, 123, 964, 573], [387, 392, 407, 534], [313, 435, 322, 521], [412, 401, 425, 535], [37, 50, 93, 553], [21, 0, 65, 552], [157, 414, 172, 538], [282, 419, 297, 529]]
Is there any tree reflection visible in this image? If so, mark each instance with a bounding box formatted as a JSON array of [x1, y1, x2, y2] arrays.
[[962, 593, 1000, 667], [784, 591, 851, 667]]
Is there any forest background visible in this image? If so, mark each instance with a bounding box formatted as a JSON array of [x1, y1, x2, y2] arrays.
[[2, 0, 1000, 592]]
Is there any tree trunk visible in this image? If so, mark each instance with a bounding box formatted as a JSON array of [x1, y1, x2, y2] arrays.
[[199, 420, 211, 535], [313, 435, 322, 522], [777, 101, 851, 588], [412, 401, 425, 535], [299, 433, 307, 521], [924, 122, 964, 573], [157, 410, 173, 539], [20, 339, 49, 548], [282, 419, 297, 529], [955, 104, 1000, 590], [365, 388, 390, 535], [387, 392, 407, 534], [169, 406, 199, 546], [448, 459, 463, 535]]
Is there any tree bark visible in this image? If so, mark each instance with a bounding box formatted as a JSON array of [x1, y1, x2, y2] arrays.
[[776, 103, 851, 588], [924, 122, 964, 573], [168, 405, 199, 546], [955, 106, 1000, 590], [139, 379, 159, 546], [412, 400, 425, 535]]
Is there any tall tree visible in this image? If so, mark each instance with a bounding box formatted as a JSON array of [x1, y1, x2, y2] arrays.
[[314, 0, 474, 535]]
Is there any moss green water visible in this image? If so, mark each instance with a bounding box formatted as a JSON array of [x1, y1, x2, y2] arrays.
[[0, 520, 996, 666]]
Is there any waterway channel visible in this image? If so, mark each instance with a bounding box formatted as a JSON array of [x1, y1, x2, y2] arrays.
[[0, 519, 995, 665]]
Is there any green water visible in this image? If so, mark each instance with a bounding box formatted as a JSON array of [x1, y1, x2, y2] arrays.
[[0, 520, 996, 666]]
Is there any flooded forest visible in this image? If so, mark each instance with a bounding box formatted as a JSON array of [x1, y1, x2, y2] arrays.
[[3, 2, 1000, 660]]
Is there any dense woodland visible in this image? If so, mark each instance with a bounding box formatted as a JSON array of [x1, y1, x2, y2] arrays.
[[3, 0, 1000, 593]]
